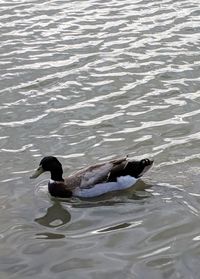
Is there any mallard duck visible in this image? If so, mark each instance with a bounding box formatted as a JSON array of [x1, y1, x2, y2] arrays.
[[30, 156, 153, 198]]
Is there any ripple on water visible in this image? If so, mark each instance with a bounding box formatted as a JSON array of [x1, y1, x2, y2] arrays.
[[1, 0, 200, 278]]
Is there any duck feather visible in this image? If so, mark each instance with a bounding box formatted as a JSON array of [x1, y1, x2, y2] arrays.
[[30, 156, 153, 198]]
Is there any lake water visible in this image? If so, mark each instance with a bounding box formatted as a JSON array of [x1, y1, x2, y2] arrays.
[[1, 0, 200, 278]]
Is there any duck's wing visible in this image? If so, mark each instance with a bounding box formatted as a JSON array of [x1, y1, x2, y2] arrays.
[[65, 163, 107, 190], [67, 157, 153, 190], [79, 157, 127, 189]]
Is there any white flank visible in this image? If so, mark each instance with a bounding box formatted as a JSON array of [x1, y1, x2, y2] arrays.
[[73, 175, 138, 198]]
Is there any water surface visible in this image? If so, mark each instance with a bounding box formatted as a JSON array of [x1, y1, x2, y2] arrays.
[[1, 0, 200, 278]]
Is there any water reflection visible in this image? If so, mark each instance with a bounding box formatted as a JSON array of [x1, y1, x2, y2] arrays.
[[35, 202, 71, 228], [66, 180, 152, 208], [35, 232, 66, 239], [93, 220, 143, 234], [1, 0, 200, 276]]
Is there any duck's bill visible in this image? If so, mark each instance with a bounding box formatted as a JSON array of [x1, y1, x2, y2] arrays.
[[30, 166, 44, 179]]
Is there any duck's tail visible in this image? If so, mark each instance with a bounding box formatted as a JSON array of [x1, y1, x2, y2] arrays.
[[107, 158, 153, 182]]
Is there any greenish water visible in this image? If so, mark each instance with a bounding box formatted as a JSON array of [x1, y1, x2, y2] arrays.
[[1, 0, 200, 278]]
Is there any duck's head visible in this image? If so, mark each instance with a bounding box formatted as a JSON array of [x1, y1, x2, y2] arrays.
[[30, 156, 64, 181]]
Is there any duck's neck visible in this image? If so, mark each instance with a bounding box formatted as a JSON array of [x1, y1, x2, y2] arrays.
[[50, 167, 64, 182]]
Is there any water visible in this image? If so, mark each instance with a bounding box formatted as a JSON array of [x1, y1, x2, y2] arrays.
[[1, 0, 200, 278]]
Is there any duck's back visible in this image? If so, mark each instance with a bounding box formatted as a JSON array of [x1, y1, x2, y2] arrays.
[[67, 161, 114, 189]]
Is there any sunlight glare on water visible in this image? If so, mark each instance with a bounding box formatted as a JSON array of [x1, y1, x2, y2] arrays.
[[0, 0, 200, 278]]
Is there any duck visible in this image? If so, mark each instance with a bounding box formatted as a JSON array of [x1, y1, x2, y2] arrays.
[[30, 156, 153, 198]]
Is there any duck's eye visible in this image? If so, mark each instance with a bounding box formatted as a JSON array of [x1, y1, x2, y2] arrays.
[[141, 159, 150, 166]]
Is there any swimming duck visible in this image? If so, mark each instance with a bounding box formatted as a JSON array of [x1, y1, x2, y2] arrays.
[[30, 156, 153, 198]]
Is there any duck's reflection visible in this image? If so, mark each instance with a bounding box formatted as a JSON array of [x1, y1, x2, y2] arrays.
[[35, 232, 66, 239], [35, 202, 71, 228]]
